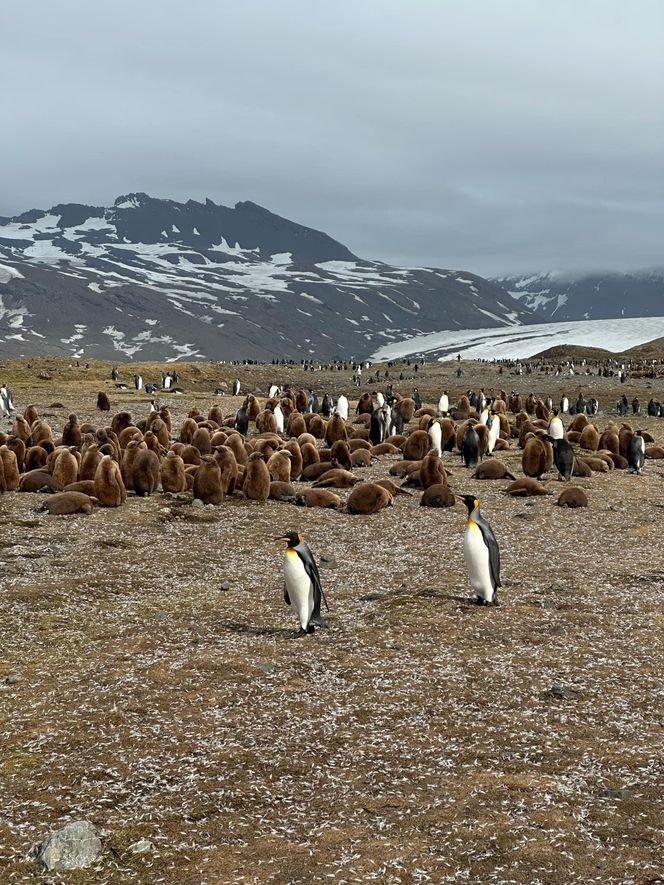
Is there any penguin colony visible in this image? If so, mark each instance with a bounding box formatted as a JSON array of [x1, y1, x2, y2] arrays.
[[1, 377, 662, 633]]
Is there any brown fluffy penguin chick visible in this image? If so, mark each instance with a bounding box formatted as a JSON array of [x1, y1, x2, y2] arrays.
[[420, 452, 447, 489], [370, 442, 401, 456], [18, 469, 59, 493], [578, 456, 609, 473], [472, 459, 516, 480], [62, 415, 82, 448], [52, 448, 80, 489], [40, 491, 97, 515], [579, 424, 600, 451], [556, 486, 588, 508], [94, 455, 127, 507], [569, 413, 589, 432], [374, 478, 412, 497], [300, 442, 321, 472], [301, 461, 335, 481], [350, 448, 373, 468], [243, 451, 270, 501], [504, 477, 551, 497], [132, 449, 161, 496], [330, 440, 352, 470], [572, 458, 593, 478], [80, 447, 103, 481], [161, 451, 187, 493], [420, 483, 456, 508], [267, 450, 292, 483], [286, 412, 307, 437], [193, 456, 224, 504], [269, 481, 296, 501], [283, 440, 303, 479], [191, 426, 212, 455], [346, 482, 393, 514], [295, 488, 342, 509], [522, 436, 549, 479], [121, 440, 145, 490], [389, 459, 421, 477], [24, 404, 39, 424], [325, 413, 348, 445], [24, 445, 48, 472], [256, 409, 277, 435], [402, 430, 429, 461], [312, 468, 359, 489], [212, 446, 239, 493], [63, 480, 97, 496]]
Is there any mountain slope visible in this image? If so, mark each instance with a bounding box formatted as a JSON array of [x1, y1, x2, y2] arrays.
[[0, 193, 533, 361], [496, 271, 664, 322]]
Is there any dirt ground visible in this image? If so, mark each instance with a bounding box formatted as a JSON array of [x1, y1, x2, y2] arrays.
[[0, 357, 663, 884]]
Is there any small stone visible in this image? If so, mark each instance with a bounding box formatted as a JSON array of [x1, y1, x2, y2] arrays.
[[543, 685, 578, 701], [219, 582, 231, 592], [35, 820, 102, 871], [598, 787, 635, 800], [257, 662, 276, 674], [514, 512, 535, 520], [550, 580, 566, 592], [192, 498, 204, 509], [205, 503, 216, 510], [319, 555, 338, 570], [128, 838, 156, 855], [608, 503, 625, 512], [524, 500, 536, 507], [360, 593, 382, 602], [5, 674, 21, 685]]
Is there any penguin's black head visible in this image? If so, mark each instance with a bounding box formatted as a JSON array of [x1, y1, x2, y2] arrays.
[[456, 494, 479, 514], [275, 530, 302, 548]]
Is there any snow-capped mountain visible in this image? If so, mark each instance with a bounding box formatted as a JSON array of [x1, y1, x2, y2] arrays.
[[0, 193, 532, 361], [496, 271, 664, 322]]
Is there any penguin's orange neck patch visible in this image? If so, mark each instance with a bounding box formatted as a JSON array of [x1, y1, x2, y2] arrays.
[[285, 547, 298, 556]]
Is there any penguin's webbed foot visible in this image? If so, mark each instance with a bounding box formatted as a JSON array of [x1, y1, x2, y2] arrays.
[[310, 617, 329, 629]]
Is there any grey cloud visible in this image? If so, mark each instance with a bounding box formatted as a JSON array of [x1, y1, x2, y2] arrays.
[[1, 0, 663, 275]]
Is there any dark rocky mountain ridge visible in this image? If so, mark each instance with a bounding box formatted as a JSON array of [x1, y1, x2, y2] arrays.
[[0, 192, 532, 361]]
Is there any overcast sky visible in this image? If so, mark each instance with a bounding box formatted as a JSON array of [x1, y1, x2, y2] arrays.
[[1, 1, 663, 276]]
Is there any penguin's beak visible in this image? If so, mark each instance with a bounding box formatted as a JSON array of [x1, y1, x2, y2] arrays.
[[273, 536, 289, 542], [455, 495, 465, 504]]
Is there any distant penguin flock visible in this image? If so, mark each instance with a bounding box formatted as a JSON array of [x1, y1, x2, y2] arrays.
[[1, 369, 662, 634]]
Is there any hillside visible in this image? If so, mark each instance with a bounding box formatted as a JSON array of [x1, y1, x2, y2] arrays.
[[0, 194, 533, 361]]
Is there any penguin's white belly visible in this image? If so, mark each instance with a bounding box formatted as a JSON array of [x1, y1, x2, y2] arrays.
[[283, 552, 314, 629], [549, 418, 564, 439], [429, 426, 442, 457], [488, 421, 499, 452], [463, 523, 494, 602], [439, 396, 448, 414]]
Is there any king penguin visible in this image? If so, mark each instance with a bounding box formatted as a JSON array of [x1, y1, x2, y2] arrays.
[[457, 494, 501, 606], [487, 412, 500, 454], [275, 530, 329, 635], [438, 391, 449, 416], [428, 418, 442, 457], [628, 431, 645, 475], [233, 378, 241, 396], [335, 394, 349, 421]]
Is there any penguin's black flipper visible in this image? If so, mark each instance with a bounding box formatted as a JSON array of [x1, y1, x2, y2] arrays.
[[296, 541, 329, 613], [283, 585, 291, 606]]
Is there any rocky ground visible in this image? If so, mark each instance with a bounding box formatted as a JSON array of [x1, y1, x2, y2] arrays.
[[0, 357, 663, 884]]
